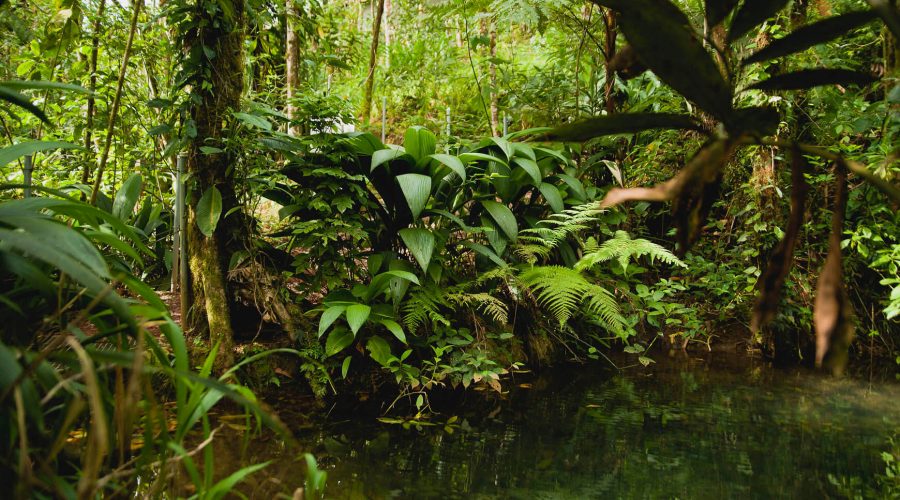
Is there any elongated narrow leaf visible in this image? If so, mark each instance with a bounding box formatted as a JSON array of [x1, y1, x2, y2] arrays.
[[403, 126, 436, 165], [0, 86, 48, 122], [396, 173, 432, 219], [538, 183, 565, 213], [429, 153, 466, 181], [748, 69, 876, 91], [325, 328, 354, 357], [0, 80, 93, 95], [463, 241, 508, 267], [481, 200, 518, 240], [112, 173, 142, 220], [195, 186, 223, 237], [744, 11, 877, 64], [399, 228, 435, 272], [0, 141, 81, 166], [594, 0, 734, 120], [318, 305, 347, 338], [458, 152, 508, 167], [547, 113, 701, 141], [728, 0, 790, 43], [379, 319, 407, 344], [512, 157, 542, 186], [556, 174, 588, 201], [706, 0, 741, 27], [345, 304, 371, 335], [490, 137, 514, 159]]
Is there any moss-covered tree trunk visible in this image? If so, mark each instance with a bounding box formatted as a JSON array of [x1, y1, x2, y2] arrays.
[[286, 0, 301, 135], [183, 0, 248, 369]]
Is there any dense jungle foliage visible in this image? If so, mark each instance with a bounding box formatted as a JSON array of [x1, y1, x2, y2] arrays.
[[0, 0, 898, 496]]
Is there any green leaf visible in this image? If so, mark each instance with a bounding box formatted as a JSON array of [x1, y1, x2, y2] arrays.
[[396, 173, 432, 219], [366, 336, 393, 366], [462, 241, 508, 267], [232, 112, 272, 131], [748, 69, 876, 91], [0, 86, 48, 122], [706, 0, 740, 27], [325, 328, 354, 357], [538, 183, 565, 213], [481, 200, 518, 240], [0, 79, 93, 95], [199, 146, 224, 154], [195, 186, 223, 237], [403, 126, 436, 165], [345, 304, 371, 335], [595, 1, 733, 120], [458, 152, 508, 167], [206, 462, 271, 500], [744, 11, 877, 64], [0, 141, 81, 167], [112, 173, 142, 220], [512, 157, 542, 186], [546, 113, 700, 141], [490, 137, 513, 159], [429, 153, 467, 181], [867, 0, 900, 41], [318, 305, 347, 338], [379, 319, 407, 344], [556, 174, 587, 201], [341, 356, 352, 378], [371, 147, 406, 172], [399, 228, 435, 272], [728, 0, 790, 43]]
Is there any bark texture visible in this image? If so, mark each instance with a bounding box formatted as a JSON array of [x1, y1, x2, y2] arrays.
[[360, 0, 386, 124], [286, 0, 301, 135]]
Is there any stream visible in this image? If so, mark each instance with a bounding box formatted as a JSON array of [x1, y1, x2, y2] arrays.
[[206, 353, 900, 499]]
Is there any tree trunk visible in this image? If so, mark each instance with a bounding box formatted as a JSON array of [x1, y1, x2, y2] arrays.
[[182, 0, 250, 370], [285, 0, 301, 135], [360, 0, 385, 124], [489, 23, 499, 136], [81, 0, 106, 186], [602, 8, 618, 114]]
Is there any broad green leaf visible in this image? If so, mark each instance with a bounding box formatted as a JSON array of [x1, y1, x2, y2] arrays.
[[195, 186, 223, 237], [345, 132, 385, 155], [512, 157, 542, 186], [547, 113, 701, 141], [539, 183, 565, 213], [595, 1, 733, 120], [458, 152, 508, 167], [379, 319, 407, 344], [345, 304, 371, 335], [748, 69, 876, 91], [396, 173, 432, 219], [556, 174, 587, 201], [490, 137, 513, 159], [706, 0, 740, 27], [341, 356, 352, 378], [0, 141, 81, 167], [744, 11, 877, 64], [0, 86, 49, 122], [371, 148, 406, 172], [462, 241, 508, 267], [232, 112, 272, 131], [429, 153, 466, 181], [366, 336, 393, 366], [112, 173, 142, 220], [403, 126, 436, 165], [728, 0, 790, 42], [399, 228, 435, 272], [325, 328, 354, 357], [481, 200, 518, 240], [318, 305, 347, 338], [0, 79, 93, 95]]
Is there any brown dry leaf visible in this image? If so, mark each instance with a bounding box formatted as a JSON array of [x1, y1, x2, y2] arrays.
[[751, 148, 810, 333], [814, 163, 855, 374]]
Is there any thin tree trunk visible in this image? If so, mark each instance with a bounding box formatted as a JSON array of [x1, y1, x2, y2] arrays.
[[81, 0, 107, 186], [574, 3, 593, 116], [489, 22, 499, 136], [286, 0, 301, 135], [89, 0, 142, 205], [384, 0, 391, 68], [360, 0, 385, 124], [602, 8, 618, 114]]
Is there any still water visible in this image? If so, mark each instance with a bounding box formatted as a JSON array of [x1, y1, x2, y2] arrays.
[[212, 354, 900, 499]]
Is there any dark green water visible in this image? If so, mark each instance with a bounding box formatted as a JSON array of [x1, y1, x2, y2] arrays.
[[212, 354, 900, 499]]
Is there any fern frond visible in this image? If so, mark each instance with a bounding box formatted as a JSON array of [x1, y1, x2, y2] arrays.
[[519, 265, 626, 333], [447, 292, 509, 325], [402, 285, 450, 331], [583, 284, 626, 336], [576, 230, 686, 273]]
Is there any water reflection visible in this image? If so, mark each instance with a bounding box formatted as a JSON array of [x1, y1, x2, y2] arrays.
[[212, 354, 900, 499]]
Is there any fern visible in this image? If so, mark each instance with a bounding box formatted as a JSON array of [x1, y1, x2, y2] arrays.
[[403, 285, 451, 331], [575, 230, 686, 273], [515, 202, 605, 263], [403, 280, 510, 331], [518, 265, 625, 335]]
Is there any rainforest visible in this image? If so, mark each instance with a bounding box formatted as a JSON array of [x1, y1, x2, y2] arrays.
[[1, 0, 899, 498]]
